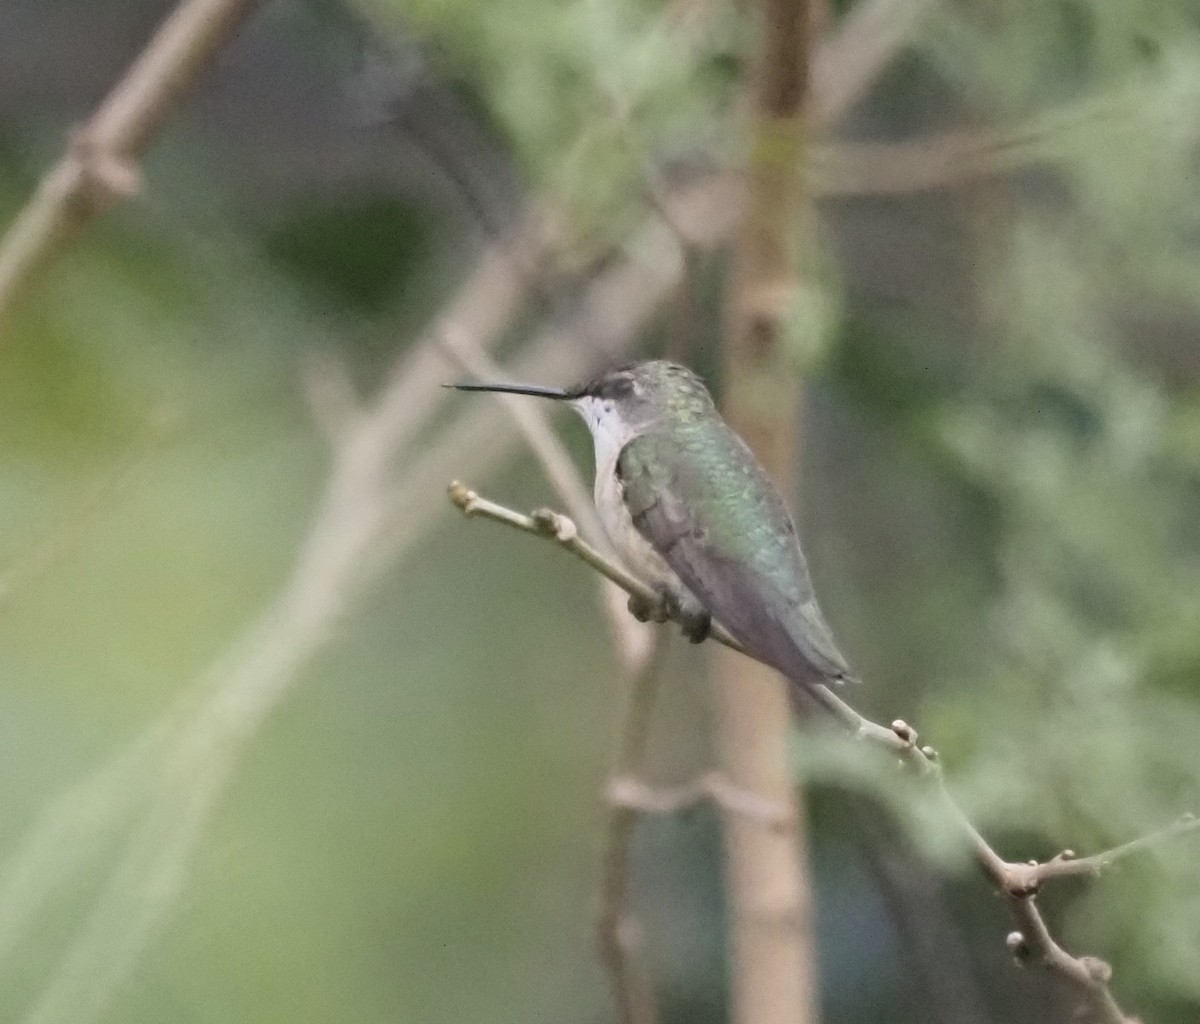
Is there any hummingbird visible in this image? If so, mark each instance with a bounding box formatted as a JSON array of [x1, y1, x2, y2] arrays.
[[451, 360, 853, 691]]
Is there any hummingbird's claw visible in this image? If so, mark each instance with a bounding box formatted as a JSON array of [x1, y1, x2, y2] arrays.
[[627, 592, 662, 624], [678, 608, 712, 644], [660, 588, 711, 643]]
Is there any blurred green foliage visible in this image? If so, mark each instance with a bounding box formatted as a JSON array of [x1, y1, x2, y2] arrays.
[[370, 0, 741, 249], [0, 0, 1198, 1023]]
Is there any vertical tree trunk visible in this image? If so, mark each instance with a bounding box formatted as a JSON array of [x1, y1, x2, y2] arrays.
[[714, 0, 819, 1023]]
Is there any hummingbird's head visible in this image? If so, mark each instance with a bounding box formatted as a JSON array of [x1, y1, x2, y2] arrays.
[[569, 361, 714, 434], [448, 360, 714, 445]]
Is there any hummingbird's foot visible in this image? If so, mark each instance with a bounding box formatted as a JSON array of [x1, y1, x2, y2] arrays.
[[678, 607, 711, 644], [627, 592, 670, 624], [665, 591, 711, 644]]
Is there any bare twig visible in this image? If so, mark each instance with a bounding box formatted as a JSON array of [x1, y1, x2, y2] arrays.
[[0, 0, 929, 334], [447, 486, 1200, 1024], [0, 0, 267, 324], [1, 166, 727, 1023], [597, 104, 703, 364], [811, 127, 1049, 196], [810, 133, 1026, 196], [1024, 814, 1200, 884], [809, 74, 1200, 196], [450, 486, 661, 618], [811, 0, 938, 126], [301, 351, 362, 446], [439, 335, 655, 672], [371, 207, 562, 454], [596, 638, 669, 1024], [447, 484, 743, 651], [607, 772, 792, 824], [440, 335, 599, 538]]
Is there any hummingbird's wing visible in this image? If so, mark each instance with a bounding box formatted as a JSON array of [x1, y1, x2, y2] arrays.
[[617, 425, 852, 686]]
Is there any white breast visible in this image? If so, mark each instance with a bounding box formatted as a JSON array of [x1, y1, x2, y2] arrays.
[[572, 396, 681, 590], [573, 396, 633, 472]]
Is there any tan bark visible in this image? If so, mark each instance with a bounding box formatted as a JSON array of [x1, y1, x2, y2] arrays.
[[714, 0, 820, 1022]]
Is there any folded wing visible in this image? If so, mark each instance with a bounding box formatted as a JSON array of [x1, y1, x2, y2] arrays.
[[617, 424, 851, 686]]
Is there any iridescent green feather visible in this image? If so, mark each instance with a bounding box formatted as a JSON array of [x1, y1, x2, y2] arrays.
[[618, 395, 850, 684]]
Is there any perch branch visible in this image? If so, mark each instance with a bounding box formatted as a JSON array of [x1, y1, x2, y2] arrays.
[[440, 336, 600, 540], [4, 165, 725, 1024], [447, 483, 743, 651], [439, 336, 652, 672], [447, 485, 1200, 1024], [0, 0, 267, 324]]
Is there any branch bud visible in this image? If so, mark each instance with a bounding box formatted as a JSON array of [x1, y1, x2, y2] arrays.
[[447, 481, 474, 511], [1080, 956, 1113, 983], [528, 509, 579, 542], [1005, 931, 1030, 963]]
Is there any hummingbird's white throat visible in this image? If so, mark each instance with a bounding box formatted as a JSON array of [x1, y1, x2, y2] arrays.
[[570, 395, 639, 472], [570, 393, 676, 591]]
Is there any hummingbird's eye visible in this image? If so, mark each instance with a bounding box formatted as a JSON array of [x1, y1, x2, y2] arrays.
[[603, 376, 635, 400]]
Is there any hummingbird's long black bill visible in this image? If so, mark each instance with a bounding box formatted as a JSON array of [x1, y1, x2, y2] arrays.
[[446, 381, 573, 400]]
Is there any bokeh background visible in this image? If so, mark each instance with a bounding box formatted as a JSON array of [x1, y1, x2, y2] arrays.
[[0, 0, 1198, 1022]]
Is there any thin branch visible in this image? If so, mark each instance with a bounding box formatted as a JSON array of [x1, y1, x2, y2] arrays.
[[808, 80, 1184, 198], [439, 335, 655, 672], [374, 176, 729, 513], [607, 772, 793, 825], [0, 0, 939, 332], [1006, 813, 1200, 889], [595, 99, 703, 364], [0, 0, 267, 324], [447, 486, 1200, 1024], [597, 637, 670, 1024], [447, 484, 743, 651], [453, 478, 790, 1024], [440, 335, 599, 538], [811, 132, 1030, 196], [2, 164, 728, 1023], [811, 0, 938, 126], [301, 351, 362, 447]]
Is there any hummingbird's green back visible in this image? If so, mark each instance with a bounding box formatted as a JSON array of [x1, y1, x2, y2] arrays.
[[615, 365, 851, 686]]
